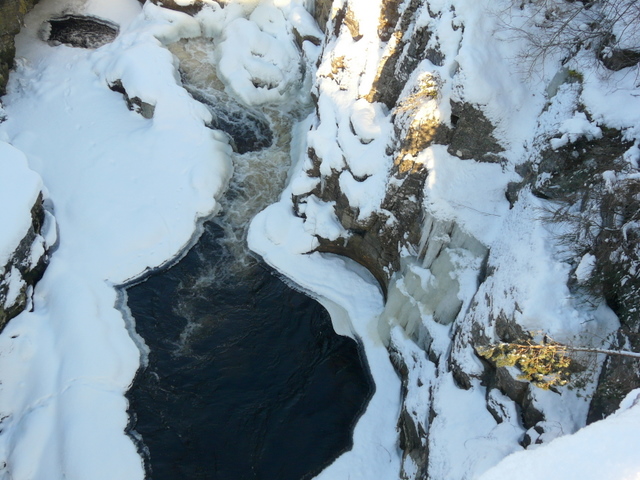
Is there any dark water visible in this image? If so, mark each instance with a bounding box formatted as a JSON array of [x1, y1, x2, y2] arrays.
[[126, 220, 373, 480]]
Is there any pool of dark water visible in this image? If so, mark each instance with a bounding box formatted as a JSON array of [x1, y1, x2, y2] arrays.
[[125, 219, 373, 480]]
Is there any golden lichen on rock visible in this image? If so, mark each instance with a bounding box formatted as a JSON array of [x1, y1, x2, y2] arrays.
[[477, 341, 573, 390]]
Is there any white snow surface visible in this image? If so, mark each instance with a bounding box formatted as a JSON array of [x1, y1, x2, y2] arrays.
[[479, 389, 640, 480], [0, 0, 234, 478]]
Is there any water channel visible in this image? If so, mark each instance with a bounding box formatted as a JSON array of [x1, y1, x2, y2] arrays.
[[124, 37, 374, 480]]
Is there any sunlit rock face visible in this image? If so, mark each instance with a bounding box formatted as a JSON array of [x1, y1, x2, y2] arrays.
[[0, 0, 40, 94]]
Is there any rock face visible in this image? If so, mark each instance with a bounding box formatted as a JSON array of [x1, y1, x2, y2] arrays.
[[0, 0, 40, 95], [0, 139, 53, 333]]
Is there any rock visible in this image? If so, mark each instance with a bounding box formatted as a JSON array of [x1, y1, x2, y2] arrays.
[[587, 330, 640, 423], [313, 0, 333, 33], [534, 126, 632, 200], [150, 0, 223, 15], [0, 0, 40, 95], [43, 15, 119, 49], [108, 80, 156, 119], [599, 44, 640, 71], [332, 5, 362, 41], [447, 101, 504, 162], [366, 0, 443, 109]]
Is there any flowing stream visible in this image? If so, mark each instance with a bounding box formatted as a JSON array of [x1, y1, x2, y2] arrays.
[[125, 38, 374, 479]]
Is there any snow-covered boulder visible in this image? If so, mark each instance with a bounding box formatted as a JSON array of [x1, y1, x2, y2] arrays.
[[0, 140, 54, 331]]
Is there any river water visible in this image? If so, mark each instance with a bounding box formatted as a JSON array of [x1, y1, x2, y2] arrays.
[[124, 37, 374, 480]]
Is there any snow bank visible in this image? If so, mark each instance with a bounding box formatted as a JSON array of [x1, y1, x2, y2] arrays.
[[480, 390, 640, 480], [0, 0, 232, 478]]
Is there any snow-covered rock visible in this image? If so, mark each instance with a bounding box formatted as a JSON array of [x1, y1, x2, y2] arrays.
[[0, 140, 53, 331]]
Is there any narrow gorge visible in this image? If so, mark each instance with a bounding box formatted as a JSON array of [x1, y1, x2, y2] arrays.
[[0, 0, 638, 479]]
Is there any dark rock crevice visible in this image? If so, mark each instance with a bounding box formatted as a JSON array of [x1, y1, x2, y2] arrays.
[[43, 15, 119, 49]]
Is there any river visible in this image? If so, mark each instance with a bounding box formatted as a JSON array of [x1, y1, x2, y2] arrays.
[[124, 36, 374, 480]]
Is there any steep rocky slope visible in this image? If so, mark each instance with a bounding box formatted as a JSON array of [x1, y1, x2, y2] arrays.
[[156, 0, 640, 477]]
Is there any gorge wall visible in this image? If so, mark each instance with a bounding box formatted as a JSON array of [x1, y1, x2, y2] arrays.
[[292, 0, 640, 478], [0, 0, 53, 332], [0, 143, 53, 333]]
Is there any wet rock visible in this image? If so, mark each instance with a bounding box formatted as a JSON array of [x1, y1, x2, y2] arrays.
[[0, 0, 40, 94], [187, 87, 273, 154], [43, 15, 119, 49], [108, 80, 156, 119]]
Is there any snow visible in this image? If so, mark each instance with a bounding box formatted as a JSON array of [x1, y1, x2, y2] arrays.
[[0, 0, 233, 477], [479, 389, 640, 480], [216, 13, 301, 105], [1, 0, 639, 478], [249, 206, 404, 480], [297, 195, 348, 241], [550, 111, 603, 150], [420, 145, 518, 245], [0, 141, 43, 267], [3, 267, 26, 309], [575, 253, 597, 284]]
